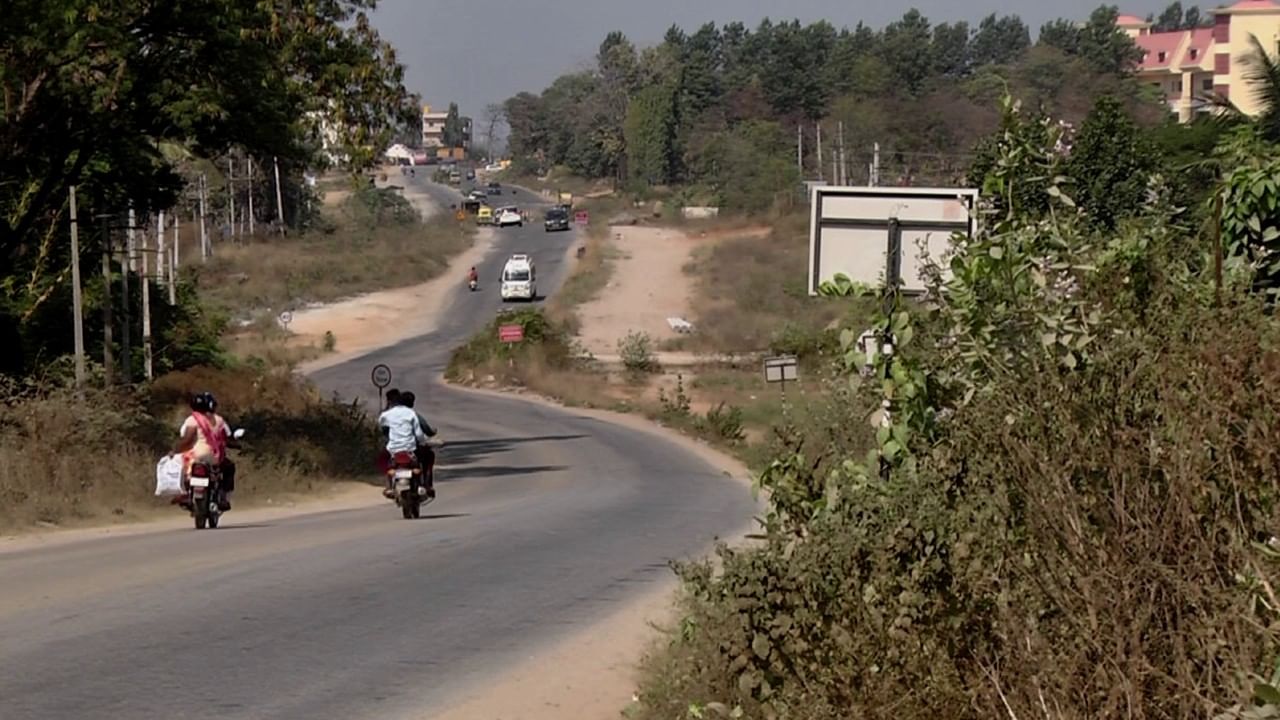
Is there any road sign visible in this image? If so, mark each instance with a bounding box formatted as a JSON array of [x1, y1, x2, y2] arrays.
[[278, 310, 293, 329], [455, 209, 466, 221], [574, 210, 589, 226], [371, 363, 392, 389], [763, 355, 799, 387], [498, 324, 524, 343]]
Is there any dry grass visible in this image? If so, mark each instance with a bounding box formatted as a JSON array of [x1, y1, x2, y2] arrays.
[[0, 366, 381, 533], [196, 216, 471, 316]]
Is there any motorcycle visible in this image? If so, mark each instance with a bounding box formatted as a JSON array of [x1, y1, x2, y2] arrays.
[[385, 450, 431, 519], [183, 428, 245, 530], [468, 277, 478, 291]]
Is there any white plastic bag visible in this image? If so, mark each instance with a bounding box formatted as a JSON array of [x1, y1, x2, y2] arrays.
[[154, 454, 184, 497]]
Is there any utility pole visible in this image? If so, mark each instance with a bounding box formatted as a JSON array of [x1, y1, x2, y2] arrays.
[[796, 125, 804, 179], [69, 187, 86, 389], [227, 158, 236, 239], [157, 210, 167, 298], [816, 122, 824, 183], [247, 158, 255, 236], [198, 173, 210, 261], [169, 214, 178, 304], [872, 142, 881, 187], [122, 207, 134, 383], [273, 156, 285, 233], [141, 217, 153, 380], [837, 121, 847, 186], [98, 216, 114, 385]]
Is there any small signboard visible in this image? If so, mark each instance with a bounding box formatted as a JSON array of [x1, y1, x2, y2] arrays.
[[498, 324, 524, 343], [763, 355, 799, 386], [278, 310, 293, 329], [371, 363, 392, 388], [574, 210, 589, 226]]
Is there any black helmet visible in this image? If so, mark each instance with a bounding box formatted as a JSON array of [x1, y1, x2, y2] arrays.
[[190, 391, 216, 413]]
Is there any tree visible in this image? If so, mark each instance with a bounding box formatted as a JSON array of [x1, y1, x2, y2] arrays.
[[443, 103, 465, 148], [758, 20, 837, 120], [828, 23, 880, 94], [624, 84, 678, 185], [1066, 95, 1157, 230], [1078, 5, 1144, 76], [880, 9, 934, 95], [932, 22, 971, 77], [971, 14, 1032, 66], [481, 104, 506, 161], [1153, 1, 1185, 31], [1038, 19, 1082, 55], [1236, 35, 1280, 143]]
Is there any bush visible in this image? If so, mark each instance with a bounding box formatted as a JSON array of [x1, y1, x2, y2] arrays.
[[445, 308, 579, 384], [697, 402, 746, 444], [618, 331, 659, 374], [658, 374, 693, 421]]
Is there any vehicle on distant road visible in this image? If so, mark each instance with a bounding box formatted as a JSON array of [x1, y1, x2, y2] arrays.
[[496, 207, 523, 228], [544, 207, 570, 232], [487, 181, 502, 195], [476, 206, 493, 225], [500, 254, 536, 302]]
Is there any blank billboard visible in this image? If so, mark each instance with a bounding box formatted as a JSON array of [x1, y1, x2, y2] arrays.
[[808, 186, 978, 295]]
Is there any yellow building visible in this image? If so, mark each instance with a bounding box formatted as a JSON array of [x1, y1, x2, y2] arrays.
[[1118, 1, 1280, 122]]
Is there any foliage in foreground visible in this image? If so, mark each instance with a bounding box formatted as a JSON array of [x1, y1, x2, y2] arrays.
[[632, 100, 1280, 719]]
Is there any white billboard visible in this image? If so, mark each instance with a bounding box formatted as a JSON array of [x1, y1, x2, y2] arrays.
[[808, 186, 978, 295]]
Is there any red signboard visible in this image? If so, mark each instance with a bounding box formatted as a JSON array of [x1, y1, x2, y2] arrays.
[[574, 210, 589, 226], [498, 324, 524, 343]]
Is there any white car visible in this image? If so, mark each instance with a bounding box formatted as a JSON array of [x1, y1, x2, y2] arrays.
[[496, 207, 523, 228], [500, 254, 536, 301]]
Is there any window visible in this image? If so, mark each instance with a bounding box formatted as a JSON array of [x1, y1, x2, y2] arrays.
[[1215, 52, 1231, 74], [1214, 13, 1230, 43], [1215, 83, 1230, 100], [1173, 79, 1183, 93], [1190, 48, 1199, 60], [1158, 51, 1167, 63], [1202, 77, 1214, 92]]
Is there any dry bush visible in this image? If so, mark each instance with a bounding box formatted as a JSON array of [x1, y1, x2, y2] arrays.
[[633, 299, 1280, 719], [0, 366, 380, 532]]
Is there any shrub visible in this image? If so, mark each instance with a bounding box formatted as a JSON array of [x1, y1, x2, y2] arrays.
[[618, 331, 659, 374], [658, 374, 693, 421], [697, 402, 746, 444]]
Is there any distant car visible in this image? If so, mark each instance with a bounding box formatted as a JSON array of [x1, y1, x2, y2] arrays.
[[468, 189, 488, 202], [465, 169, 476, 180], [487, 181, 502, 195], [544, 207, 570, 232], [496, 207, 523, 228]]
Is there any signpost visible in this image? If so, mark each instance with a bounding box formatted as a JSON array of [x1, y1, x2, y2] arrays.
[[574, 210, 589, 226], [278, 310, 293, 330], [498, 324, 524, 343], [763, 355, 799, 394], [371, 363, 392, 408]]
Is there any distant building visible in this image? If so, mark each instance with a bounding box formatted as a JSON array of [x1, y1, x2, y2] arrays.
[[1119, 1, 1280, 122], [421, 104, 472, 151]]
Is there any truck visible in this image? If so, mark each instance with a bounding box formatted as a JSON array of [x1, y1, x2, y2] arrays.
[[557, 191, 573, 208]]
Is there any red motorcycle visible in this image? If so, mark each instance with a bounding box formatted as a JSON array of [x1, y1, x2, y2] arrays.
[[385, 451, 430, 519]]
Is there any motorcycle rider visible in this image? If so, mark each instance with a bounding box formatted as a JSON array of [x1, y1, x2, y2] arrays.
[[172, 392, 230, 510], [467, 266, 479, 288], [400, 391, 437, 499], [377, 390, 427, 498]]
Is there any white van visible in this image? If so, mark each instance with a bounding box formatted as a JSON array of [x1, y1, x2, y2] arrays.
[[500, 254, 536, 301]]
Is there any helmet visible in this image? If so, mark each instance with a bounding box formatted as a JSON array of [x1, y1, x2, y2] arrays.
[[190, 391, 216, 413]]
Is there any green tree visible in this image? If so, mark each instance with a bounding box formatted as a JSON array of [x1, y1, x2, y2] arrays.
[[690, 120, 798, 211], [1235, 35, 1280, 142], [624, 84, 678, 185], [931, 21, 971, 77], [758, 20, 837, 119], [880, 9, 934, 95], [442, 103, 465, 147], [1078, 5, 1144, 76], [1152, 1, 1185, 31], [1038, 18, 1082, 55], [971, 13, 1032, 66], [1066, 95, 1157, 230]]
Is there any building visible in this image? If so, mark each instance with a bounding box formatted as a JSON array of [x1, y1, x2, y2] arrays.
[[1119, 1, 1280, 122], [421, 104, 472, 152]]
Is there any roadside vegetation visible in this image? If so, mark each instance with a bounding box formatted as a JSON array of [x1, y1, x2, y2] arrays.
[[0, 2, 425, 532]]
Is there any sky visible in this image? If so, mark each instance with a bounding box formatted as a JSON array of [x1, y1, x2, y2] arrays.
[[368, 0, 1176, 120]]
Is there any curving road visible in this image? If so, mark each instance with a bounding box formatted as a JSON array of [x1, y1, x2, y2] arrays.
[[0, 176, 755, 719]]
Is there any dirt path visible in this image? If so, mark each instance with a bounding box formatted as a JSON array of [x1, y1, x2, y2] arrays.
[[576, 226, 703, 356]]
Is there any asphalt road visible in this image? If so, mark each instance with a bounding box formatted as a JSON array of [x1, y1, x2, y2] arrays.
[[0, 176, 755, 719]]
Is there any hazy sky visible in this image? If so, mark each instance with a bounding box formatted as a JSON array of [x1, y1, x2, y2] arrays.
[[368, 0, 1173, 118]]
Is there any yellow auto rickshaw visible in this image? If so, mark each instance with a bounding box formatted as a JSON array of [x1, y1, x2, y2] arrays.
[[476, 206, 493, 226]]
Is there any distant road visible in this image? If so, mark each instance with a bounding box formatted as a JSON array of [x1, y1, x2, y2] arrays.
[[0, 175, 755, 719]]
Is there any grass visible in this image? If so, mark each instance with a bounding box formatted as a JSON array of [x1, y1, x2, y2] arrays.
[[196, 214, 471, 316], [0, 365, 382, 533]]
